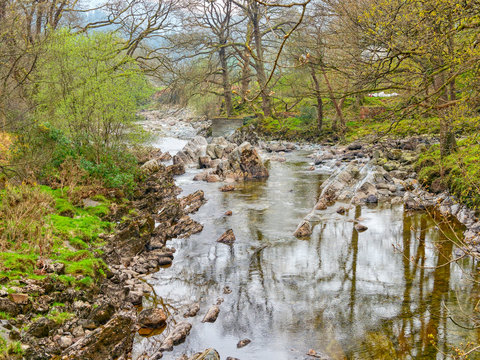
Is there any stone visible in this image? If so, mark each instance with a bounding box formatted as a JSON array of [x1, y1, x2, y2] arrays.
[[366, 194, 378, 204], [315, 199, 327, 210], [202, 305, 220, 323], [138, 308, 167, 328], [183, 303, 200, 318], [8, 293, 28, 305], [227, 142, 269, 180], [237, 339, 251, 348], [206, 174, 221, 183], [190, 348, 220, 360], [61, 311, 136, 360], [167, 163, 186, 176], [158, 321, 192, 351], [59, 335, 74, 349], [336, 207, 347, 215], [141, 159, 161, 174], [347, 143, 362, 150], [224, 210, 233, 216], [89, 302, 115, 326], [199, 156, 212, 168], [354, 223, 368, 232], [294, 220, 312, 238], [217, 229, 236, 245], [220, 185, 235, 192], [223, 286, 232, 294], [28, 317, 57, 338]]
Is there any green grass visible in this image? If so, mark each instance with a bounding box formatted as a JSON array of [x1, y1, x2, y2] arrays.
[[416, 137, 480, 209]]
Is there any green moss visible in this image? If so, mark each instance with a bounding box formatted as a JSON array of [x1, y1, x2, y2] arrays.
[[0, 339, 23, 358]]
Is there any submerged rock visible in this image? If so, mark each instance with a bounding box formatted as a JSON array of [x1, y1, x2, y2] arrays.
[[354, 223, 368, 232], [183, 303, 200, 318]]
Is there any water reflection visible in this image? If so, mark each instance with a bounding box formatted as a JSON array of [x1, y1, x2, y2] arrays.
[[133, 149, 478, 360]]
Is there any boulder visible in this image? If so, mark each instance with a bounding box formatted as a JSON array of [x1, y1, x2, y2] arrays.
[[354, 223, 368, 232], [141, 159, 161, 174], [138, 308, 167, 328], [227, 142, 269, 181], [237, 339, 251, 348]]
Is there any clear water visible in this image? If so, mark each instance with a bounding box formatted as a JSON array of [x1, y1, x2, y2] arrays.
[[133, 121, 479, 360]]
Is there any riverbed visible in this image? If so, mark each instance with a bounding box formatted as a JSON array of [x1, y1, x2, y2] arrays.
[[133, 118, 478, 360]]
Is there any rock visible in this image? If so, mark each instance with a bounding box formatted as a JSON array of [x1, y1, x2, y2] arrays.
[[167, 163, 186, 176], [308, 166, 315, 171], [183, 303, 200, 318], [199, 156, 212, 168], [220, 185, 235, 192], [28, 317, 57, 338], [237, 339, 251, 348], [206, 174, 221, 183], [383, 161, 399, 172], [158, 321, 192, 351], [354, 223, 368, 232], [202, 305, 220, 323], [59, 335, 74, 349], [8, 293, 28, 305], [271, 156, 286, 162], [226, 358, 240, 360], [141, 159, 161, 174], [336, 207, 347, 215], [294, 220, 312, 238], [189, 348, 220, 360], [223, 286, 232, 294], [138, 308, 167, 328], [159, 152, 172, 162], [227, 142, 269, 180], [366, 194, 378, 204], [347, 144, 362, 150], [60, 311, 136, 360], [315, 199, 327, 210], [89, 302, 115, 326], [217, 229, 236, 245], [224, 210, 233, 216]]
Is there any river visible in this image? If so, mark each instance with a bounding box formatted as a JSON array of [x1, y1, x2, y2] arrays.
[[134, 118, 479, 360]]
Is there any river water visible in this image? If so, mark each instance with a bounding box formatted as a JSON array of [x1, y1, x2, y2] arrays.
[[134, 120, 479, 360]]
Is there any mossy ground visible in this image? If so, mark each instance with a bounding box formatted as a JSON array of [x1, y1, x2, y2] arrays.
[[0, 184, 115, 289]]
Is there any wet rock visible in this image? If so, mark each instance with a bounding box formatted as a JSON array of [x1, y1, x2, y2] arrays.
[[199, 156, 212, 168], [190, 348, 220, 360], [294, 220, 312, 238], [158, 321, 192, 351], [226, 358, 240, 360], [336, 207, 347, 215], [202, 305, 220, 323], [354, 223, 368, 232], [223, 286, 232, 294], [180, 190, 206, 214], [224, 210, 233, 216], [183, 303, 200, 318], [28, 317, 57, 338], [138, 308, 167, 328], [237, 338, 251, 348], [271, 156, 286, 162], [217, 229, 236, 245], [216, 297, 224, 305], [61, 311, 136, 360], [220, 185, 235, 192], [159, 152, 172, 162]]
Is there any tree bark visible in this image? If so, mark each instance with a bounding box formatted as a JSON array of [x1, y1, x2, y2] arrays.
[[310, 66, 323, 131], [218, 42, 232, 117]]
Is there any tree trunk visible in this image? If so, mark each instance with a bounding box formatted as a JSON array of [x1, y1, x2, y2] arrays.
[[250, 1, 272, 117], [321, 66, 345, 134], [218, 43, 232, 117], [310, 66, 323, 131]]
